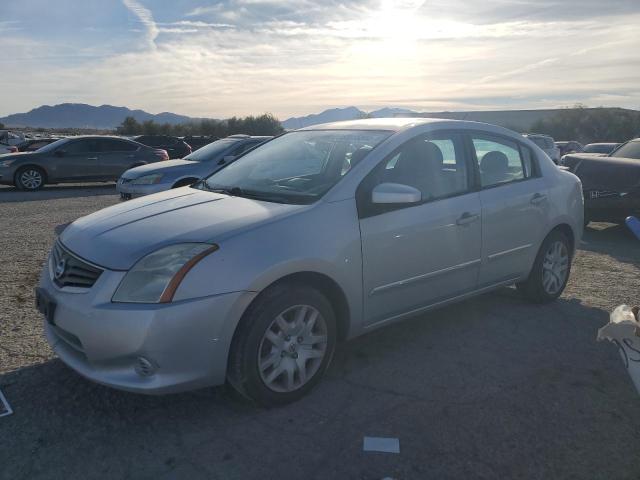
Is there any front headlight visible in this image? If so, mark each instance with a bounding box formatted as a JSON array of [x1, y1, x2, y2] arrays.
[[0, 159, 16, 168], [131, 173, 164, 185], [112, 243, 218, 303]]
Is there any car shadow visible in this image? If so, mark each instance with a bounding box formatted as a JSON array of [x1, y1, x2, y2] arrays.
[[0, 183, 116, 203], [580, 222, 640, 267], [2, 291, 640, 478]]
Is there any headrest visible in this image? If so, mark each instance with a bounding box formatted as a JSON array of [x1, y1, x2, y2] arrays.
[[397, 140, 444, 175], [481, 151, 509, 173], [350, 146, 372, 167]]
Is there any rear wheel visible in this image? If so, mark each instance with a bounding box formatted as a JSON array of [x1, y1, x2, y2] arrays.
[[15, 166, 45, 191], [227, 283, 336, 406], [517, 230, 572, 303]]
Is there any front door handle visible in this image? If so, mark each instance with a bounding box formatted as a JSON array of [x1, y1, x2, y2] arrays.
[[530, 193, 547, 205], [87, 157, 98, 161], [456, 212, 480, 226]]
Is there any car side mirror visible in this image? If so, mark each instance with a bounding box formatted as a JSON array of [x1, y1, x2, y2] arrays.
[[371, 183, 422, 204], [54, 149, 66, 157], [218, 155, 235, 165]]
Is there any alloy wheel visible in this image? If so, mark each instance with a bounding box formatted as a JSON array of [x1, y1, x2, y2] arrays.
[[20, 169, 43, 190], [258, 304, 328, 393], [542, 240, 569, 295]]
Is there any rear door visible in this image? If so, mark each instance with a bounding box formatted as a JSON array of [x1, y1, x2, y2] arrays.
[[97, 139, 140, 179], [53, 139, 103, 180], [468, 132, 549, 287], [359, 131, 482, 326]]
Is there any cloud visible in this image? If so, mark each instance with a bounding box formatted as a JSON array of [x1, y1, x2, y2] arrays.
[[121, 0, 158, 48], [1, 0, 640, 118]]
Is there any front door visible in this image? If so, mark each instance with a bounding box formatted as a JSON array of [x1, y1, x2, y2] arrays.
[[53, 139, 103, 180], [358, 132, 482, 327], [467, 132, 550, 286]]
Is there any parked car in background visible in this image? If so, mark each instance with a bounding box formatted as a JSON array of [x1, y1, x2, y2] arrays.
[[0, 130, 24, 154], [582, 143, 619, 155], [16, 138, 61, 152], [561, 138, 640, 224], [182, 135, 218, 151], [117, 135, 271, 199], [0, 136, 168, 190], [0, 142, 18, 154], [134, 135, 192, 159], [523, 134, 561, 163], [37, 118, 583, 406], [555, 141, 583, 157]]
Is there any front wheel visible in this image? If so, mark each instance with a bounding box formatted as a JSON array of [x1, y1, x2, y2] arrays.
[[15, 166, 46, 191], [227, 283, 336, 406], [517, 230, 572, 303]]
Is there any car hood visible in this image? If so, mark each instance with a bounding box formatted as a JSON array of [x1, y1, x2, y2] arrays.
[[0, 152, 36, 161], [60, 188, 306, 270], [572, 155, 640, 191], [121, 159, 201, 178]]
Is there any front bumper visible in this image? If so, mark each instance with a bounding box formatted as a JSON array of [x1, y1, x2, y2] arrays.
[[38, 254, 256, 394], [116, 179, 171, 198]]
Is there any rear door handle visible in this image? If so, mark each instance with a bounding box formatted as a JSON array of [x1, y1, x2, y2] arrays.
[[530, 193, 547, 205], [456, 212, 480, 226]]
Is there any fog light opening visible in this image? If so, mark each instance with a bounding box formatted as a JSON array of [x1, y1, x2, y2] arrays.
[[134, 357, 157, 377]]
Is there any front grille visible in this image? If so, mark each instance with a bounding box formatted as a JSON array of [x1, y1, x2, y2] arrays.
[[50, 241, 103, 289]]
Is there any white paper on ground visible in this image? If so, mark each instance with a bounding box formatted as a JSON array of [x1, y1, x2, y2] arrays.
[[598, 305, 640, 395], [363, 436, 400, 454], [0, 388, 12, 417]]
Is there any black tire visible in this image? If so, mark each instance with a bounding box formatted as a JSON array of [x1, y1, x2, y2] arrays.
[[15, 166, 46, 191], [516, 230, 572, 303], [227, 283, 337, 407], [172, 178, 198, 189]]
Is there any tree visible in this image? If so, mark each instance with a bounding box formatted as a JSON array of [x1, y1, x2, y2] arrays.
[[115, 113, 285, 138], [530, 106, 640, 144], [116, 116, 141, 135]]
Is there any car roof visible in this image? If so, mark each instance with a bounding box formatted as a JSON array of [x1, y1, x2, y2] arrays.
[[299, 117, 488, 132]]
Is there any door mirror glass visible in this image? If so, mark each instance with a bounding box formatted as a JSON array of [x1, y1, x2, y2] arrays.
[[371, 182, 421, 204], [223, 155, 235, 162]]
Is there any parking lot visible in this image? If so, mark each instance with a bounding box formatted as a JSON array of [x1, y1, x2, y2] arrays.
[[1, 184, 639, 480]]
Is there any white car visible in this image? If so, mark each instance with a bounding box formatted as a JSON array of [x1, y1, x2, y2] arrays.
[[37, 118, 583, 405], [0, 130, 24, 155], [523, 134, 561, 164]]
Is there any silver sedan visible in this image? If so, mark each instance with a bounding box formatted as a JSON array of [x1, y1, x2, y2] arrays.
[[36, 118, 583, 406], [116, 135, 271, 199]]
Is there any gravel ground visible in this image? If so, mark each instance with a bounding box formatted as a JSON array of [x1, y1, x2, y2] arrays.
[[1, 184, 639, 480]]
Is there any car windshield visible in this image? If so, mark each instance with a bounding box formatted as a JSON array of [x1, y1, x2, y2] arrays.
[[36, 138, 69, 153], [584, 144, 614, 154], [610, 141, 640, 159], [184, 138, 239, 162], [200, 130, 391, 204]]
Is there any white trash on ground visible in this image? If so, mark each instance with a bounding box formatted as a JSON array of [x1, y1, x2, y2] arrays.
[[598, 305, 640, 394], [363, 436, 400, 454]]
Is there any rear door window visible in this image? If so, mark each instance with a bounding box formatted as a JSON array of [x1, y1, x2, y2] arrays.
[[64, 139, 100, 154], [99, 139, 138, 152], [471, 134, 534, 188]]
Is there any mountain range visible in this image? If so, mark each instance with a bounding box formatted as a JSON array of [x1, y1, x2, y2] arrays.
[[2, 103, 637, 132], [0, 103, 194, 129]]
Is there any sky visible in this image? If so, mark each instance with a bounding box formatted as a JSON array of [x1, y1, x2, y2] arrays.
[[1, 0, 640, 119]]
